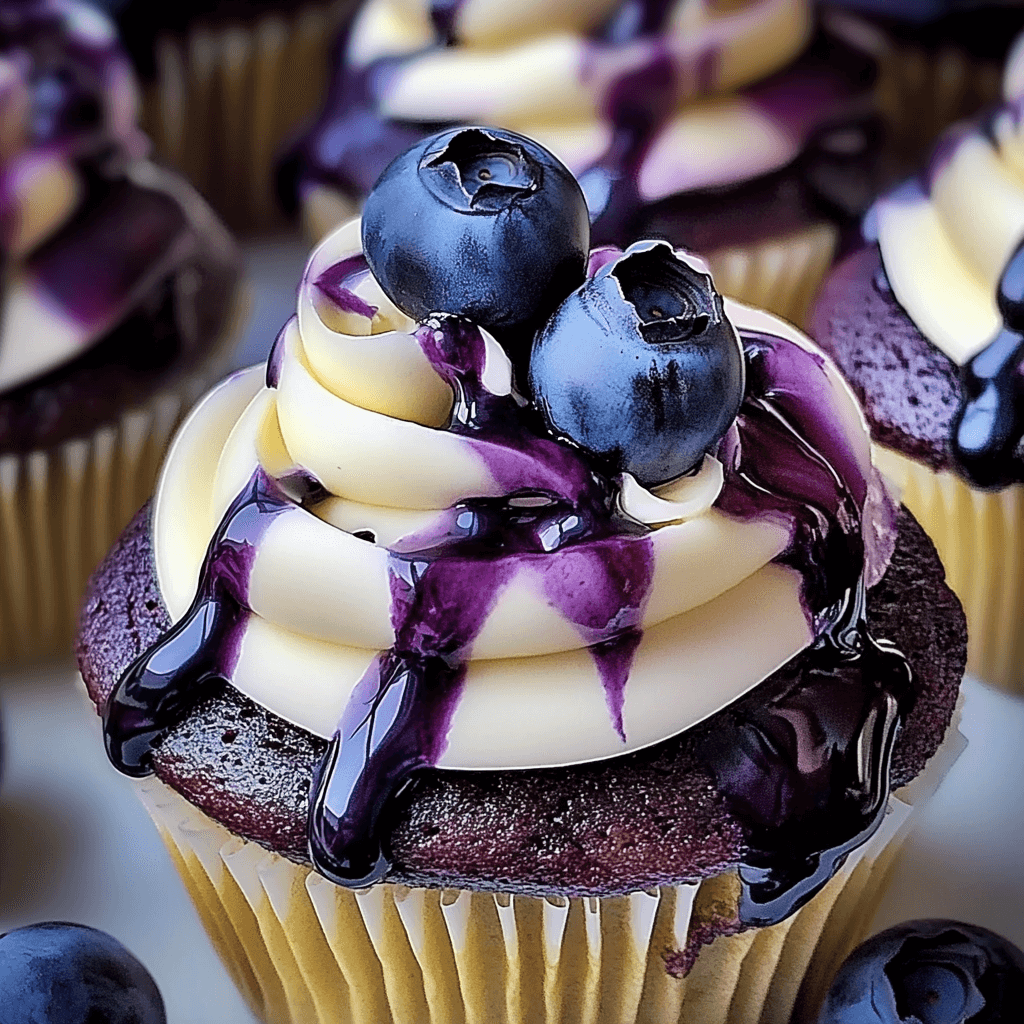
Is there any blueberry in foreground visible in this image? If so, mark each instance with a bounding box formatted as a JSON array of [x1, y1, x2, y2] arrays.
[[0, 922, 166, 1024], [819, 919, 1024, 1023], [361, 126, 589, 364], [530, 241, 745, 487]]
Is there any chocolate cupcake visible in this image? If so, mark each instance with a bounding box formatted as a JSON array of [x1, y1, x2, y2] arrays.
[[78, 130, 966, 1024], [88, 0, 357, 232], [809, 37, 1024, 694], [277, 0, 883, 327], [0, 0, 239, 664]]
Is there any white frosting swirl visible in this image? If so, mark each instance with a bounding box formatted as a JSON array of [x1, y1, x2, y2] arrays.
[[152, 218, 880, 771], [873, 33, 1024, 365], [342, 0, 818, 201]]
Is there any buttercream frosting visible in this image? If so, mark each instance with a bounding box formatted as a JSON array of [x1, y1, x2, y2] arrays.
[[143, 217, 892, 774], [872, 34, 1024, 366], [0, 0, 172, 394], [283, 0, 875, 238]]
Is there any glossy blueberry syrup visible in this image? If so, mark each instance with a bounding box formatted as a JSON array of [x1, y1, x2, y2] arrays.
[[104, 471, 293, 776], [950, 239, 1024, 488], [104, 271, 909, 916], [710, 330, 911, 925]]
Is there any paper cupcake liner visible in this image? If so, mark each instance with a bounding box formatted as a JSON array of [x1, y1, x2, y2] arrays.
[[873, 42, 1003, 174], [135, 719, 963, 1024], [874, 446, 1024, 696], [140, 2, 353, 233], [701, 222, 838, 331]]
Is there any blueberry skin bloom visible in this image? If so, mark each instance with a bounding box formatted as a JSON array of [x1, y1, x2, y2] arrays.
[[361, 127, 589, 363], [819, 919, 1024, 1024], [530, 240, 745, 487], [0, 922, 166, 1024]]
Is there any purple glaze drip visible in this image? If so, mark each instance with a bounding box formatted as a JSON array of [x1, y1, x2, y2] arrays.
[[314, 254, 379, 321], [429, 0, 466, 45], [104, 470, 292, 776], [103, 301, 910, 916], [307, 315, 654, 884]]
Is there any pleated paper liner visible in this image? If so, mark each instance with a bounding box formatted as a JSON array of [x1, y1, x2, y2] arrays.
[[140, 1, 354, 234], [700, 222, 838, 332], [874, 445, 1024, 696], [135, 716, 964, 1024]]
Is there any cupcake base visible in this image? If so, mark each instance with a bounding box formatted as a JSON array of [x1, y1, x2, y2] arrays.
[[874, 446, 1024, 697], [0, 371, 210, 666], [137, 718, 963, 1024]]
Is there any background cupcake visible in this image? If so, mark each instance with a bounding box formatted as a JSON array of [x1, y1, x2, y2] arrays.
[[0, 0, 239, 665], [277, 0, 883, 327], [79, 128, 966, 1024], [824, 0, 1024, 177], [809, 34, 1024, 694], [87, 0, 358, 232]]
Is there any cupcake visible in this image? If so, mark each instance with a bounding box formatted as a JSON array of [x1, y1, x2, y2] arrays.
[[88, 0, 357, 232], [809, 37, 1024, 695], [277, 0, 883, 327], [0, 0, 239, 665], [78, 129, 966, 1024], [824, 0, 1024, 176]]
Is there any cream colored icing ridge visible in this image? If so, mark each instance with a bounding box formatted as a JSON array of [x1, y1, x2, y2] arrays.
[[874, 33, 1024, 365], [344, 0, 814, 201], [152, 218, 877, 771]]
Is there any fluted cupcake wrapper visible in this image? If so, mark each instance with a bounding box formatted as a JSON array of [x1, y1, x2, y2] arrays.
[[875, 446, 1024, 696], [873, 39, 1003, 173], [135, 719, 963, 1024], [142, 2, 353, 233], [701, 223, 838, 331]]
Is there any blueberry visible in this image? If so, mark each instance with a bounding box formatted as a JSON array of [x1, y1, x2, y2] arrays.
[[361, 127, 589, 365], [0, 922, 166, 1024], [529, 240, 745, 487], [818, 919, 1024, 1023]]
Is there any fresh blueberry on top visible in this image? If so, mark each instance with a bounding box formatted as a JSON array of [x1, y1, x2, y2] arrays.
[[0, 922, 166, 1024], [361, 127, 589, 365], [818, 919, 1024, 1023], [529, 240, 745, 487]]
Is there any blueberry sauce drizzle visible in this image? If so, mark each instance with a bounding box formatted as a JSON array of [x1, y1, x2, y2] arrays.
[[103, 277, 909, 913], [710, 330, 911, 925], [950, 239, 1024, 489], [104, 470, 293, 777]]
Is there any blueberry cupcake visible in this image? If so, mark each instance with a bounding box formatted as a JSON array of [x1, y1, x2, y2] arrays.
[[278, 0, 883, 327], [87, 0, 357, 232], [809, 41, 1024, 694], [78, 129, 966, 1024], [825, 0, 1024, 177], [0, 0, 239, 665]]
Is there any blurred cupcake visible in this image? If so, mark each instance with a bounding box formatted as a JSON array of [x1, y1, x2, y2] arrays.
[[277, 0, 883, 326], [80, 128, 966, 1024], [0, 0, 239, 665], [810, 35, 1024, 694], [88, 0, 357, 232], [824, 0, 1024, 176]]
